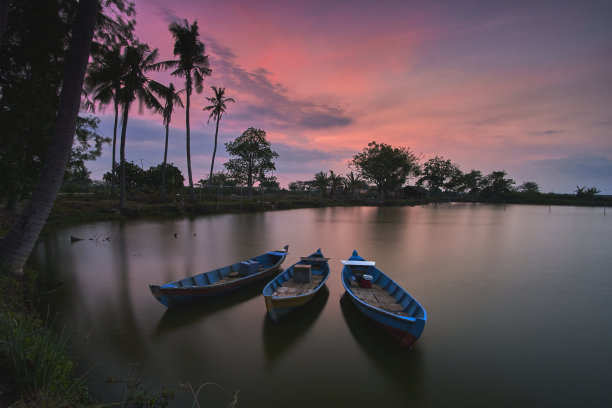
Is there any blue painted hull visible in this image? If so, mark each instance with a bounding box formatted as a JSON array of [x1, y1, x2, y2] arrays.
[[263, 249, 330, 322], [341, 250, 426, 348], [150, 245, 289, 307]]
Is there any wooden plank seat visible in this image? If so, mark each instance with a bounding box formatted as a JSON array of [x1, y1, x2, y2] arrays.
[[351, 283, 409, 316], [272, 275, 324, 297]]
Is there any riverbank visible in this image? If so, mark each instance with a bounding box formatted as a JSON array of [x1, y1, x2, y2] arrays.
[[3, 189, 608, 234]]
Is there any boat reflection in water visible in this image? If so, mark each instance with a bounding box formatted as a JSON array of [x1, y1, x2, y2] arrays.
[[340, 293, 425, 403], [262, 286, 329, 365], [154, 282, 267, 336]]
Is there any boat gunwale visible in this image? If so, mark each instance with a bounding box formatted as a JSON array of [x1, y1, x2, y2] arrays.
[[156, 245, 289, 290]]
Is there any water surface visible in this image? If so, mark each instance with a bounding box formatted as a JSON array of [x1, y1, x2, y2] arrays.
[[29, 204, 612, 406]]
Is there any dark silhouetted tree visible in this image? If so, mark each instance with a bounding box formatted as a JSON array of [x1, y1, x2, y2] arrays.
[[350, 141, 420, 199], [150, 81, 184, 198], [203, 86, 234, 184], [152, 19, 211, 202], [224, 127, 278, 198]]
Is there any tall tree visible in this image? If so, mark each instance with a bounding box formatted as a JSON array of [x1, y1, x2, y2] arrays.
[[0, 0, 100, 273], [64, 115, 111, 187], [85, 43, 124, 194], [152, 19, 211, 202], [312, 171, 330, 197], [0, 0, 76, 211], [116, 42, 162, 209], [460, 169, 483, 196], [328, 170, 345, 197], [480, 170, 515, 200], [344, 171, 366, 197], [224, 127, 278, 198], [150, 81, 184, 198], [203, 86, 234, 184], [350, 141, 420, 199], [417, 156, 461, 195]]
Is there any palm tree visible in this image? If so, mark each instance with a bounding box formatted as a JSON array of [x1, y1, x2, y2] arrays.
[[328, 170, 345, 197], [203, 86, 234, 184], [150, 81, 184, 198], [0, 0, 99, 273], [85, 43, 124, 194], [152, 19, 211, 202], [313, 171, 330, 198], [344, 171, 364, 197], [116, 43, 162, 209]]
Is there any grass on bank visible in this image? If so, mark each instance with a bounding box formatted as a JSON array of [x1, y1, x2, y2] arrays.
[[0, 271, 180, 407], [0, 270, 92, 407]]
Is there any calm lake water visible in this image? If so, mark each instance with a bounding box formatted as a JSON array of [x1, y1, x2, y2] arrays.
[[29, 204, 612, 407]]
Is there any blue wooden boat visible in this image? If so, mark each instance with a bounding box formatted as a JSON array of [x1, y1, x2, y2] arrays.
[[150, 245, 289, 307], [341, 250, 426, 347], [263, 249, 330, 322]]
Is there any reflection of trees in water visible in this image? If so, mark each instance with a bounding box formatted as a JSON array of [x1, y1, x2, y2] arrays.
[[340, 294, 425, 404], [262, 286, 329, 365], [95, 223, 148, 361]]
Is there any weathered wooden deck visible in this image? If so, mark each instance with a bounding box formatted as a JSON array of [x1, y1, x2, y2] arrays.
[[350, 283, 408, 316], [272, 275, 324, 297]]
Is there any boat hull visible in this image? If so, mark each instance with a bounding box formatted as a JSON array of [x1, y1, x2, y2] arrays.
[[341, 250, 426, 348], [150, 246, 288, 307], [347, 295, 424, 347], [263, 249, 330, 321]]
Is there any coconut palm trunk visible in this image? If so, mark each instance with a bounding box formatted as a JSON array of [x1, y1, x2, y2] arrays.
[[111, 98, 119, 193], [209, 117, 220, 182], [203, 86, 234, 184], [0, 0, 99, 274], [161, 120, 169, 197], [119, 102, 130, 209], [185, 75, 195, 202]]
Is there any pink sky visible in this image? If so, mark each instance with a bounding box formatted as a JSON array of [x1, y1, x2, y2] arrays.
[[87, 0, 612, 193]]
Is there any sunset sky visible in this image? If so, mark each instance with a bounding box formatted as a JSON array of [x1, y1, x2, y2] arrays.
[[87, 0, 612, 194]]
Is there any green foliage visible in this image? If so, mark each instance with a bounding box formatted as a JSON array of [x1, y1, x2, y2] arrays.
[[0, 271, 90, 407], [64, 116, 112, 187], [518, 181, 540, 193], [459, 169, 483, 195], [103, 161, 145, 191], [417, 156, 461, 194], [200, 171, 238, 187], [312, 171, 330, 196], [343, 171, 368, 197], [350, 141, 420, 199], [260, 175, 280, 189], [0, 0, 76, 206], [224, 127, 279, 191], [575, 186, 601, 197], [288, 180, 312, 192], [144, 163, 185, 193], [479, 170, 516, 199], [0, 0, 135, 210]]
